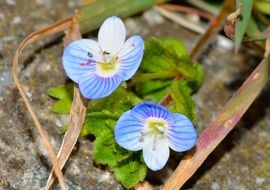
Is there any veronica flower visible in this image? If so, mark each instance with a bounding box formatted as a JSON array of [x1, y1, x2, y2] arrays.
[[114, 102, 197, 171], [62, 16, 144, 99]]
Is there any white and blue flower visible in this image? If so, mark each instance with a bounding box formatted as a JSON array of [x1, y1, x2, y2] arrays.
[[62, 16, 144, 99], [114, 102, 197, 171]]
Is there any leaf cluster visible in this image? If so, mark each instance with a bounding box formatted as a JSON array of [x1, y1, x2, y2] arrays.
[[133, 38, 203, 120], [49, 86, 146, 188]]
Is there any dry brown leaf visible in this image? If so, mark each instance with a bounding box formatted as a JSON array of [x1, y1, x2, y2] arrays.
[[12, 16, 74, 190], [45, 13, 88, 189]]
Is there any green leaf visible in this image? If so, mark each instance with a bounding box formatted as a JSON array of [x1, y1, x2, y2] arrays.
[[48, 84, 73, 114], [160, 37, 188, 57], [84, 111, 147, 188], [136, 80, 171, 102], [83, 111, 132, 165], [87, 87, 141, 115], [83, 111, 119, 136], [134, 38, 203, 102], [235, 0, 254, 52], [80, 111, 120, 136], [168, 81, 196, 121], [255, 0, 270, 15], [48, 83, 73, 99], [176, 56, 204, 91], [84, 110, 147, 188], [51, 97, 73, 114], [113, 154, 147, 189], [80, 87, 147, 188], [93, 133, 132, 166], [139, 38, 179, 74]]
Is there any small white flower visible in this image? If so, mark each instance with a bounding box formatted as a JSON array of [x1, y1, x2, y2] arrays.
[[114, 102, 197, 171], [62, 16, 144, 99]]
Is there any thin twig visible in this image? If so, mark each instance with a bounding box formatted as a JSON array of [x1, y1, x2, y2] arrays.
[[12, 17, 74, 190]]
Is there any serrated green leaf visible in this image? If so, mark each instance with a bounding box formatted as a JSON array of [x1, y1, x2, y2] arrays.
[[48, 83, 73, 99], [83, 110, 147, 188], [48, 84, 74, 114], [185, 60, 204, 91], [176, 55, 204, 90], [134, 38, 203, 102], [139, 38, 181, 74], [169, 81, 196, 121], [137, 38, 202, 83], [51, 97, 73, 114], [235, 0, 254, 52], [83, 112, 131, 166], [113, 154, 147, 189], [136, 80, 171, 102], [80, 111, 120, 136], [161, 37, 188, 57], [88, 87, 141, 115], [79, 87, 147, 188], [93, 133, 132, 166], [84, 112, 119, 135]]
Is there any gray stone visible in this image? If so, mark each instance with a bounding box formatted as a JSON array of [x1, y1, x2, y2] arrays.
[[0, 1, 269, 190]]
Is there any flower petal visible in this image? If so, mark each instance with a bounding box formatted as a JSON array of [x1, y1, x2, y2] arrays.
[[131, 102, 175, 125], [62, 39, 102, 83], [78, 69, 122, 99], [114, 110, 144, 151], [118, 35, 144, 80], [167, 113, 197, 152], [142, 134, 169, 171], [98, 16, 126, 55]]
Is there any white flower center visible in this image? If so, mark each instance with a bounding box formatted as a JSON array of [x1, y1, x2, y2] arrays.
[[141, 117, 168, 138], [139, 117, 168, 152], [95, 51, 121, 77]]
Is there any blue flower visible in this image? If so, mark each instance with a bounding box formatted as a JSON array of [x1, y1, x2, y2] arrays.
[[114, 102, 197, 171], [62, 16, 144, 99]]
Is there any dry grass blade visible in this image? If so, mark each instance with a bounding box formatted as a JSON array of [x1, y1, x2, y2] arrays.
[[12, 17, 74, 190], [45, 14, 88, 189], [163, 53, 270, 190]]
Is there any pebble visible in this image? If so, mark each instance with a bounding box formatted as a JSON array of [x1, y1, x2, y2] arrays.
[[0, 68, 13, 93], [211, 181, 220, 190], [256, 178, 265, 185], [143, 9, 164, 26], [0, 13, 5, 21], [68, 0, 75, 8], [6, 0, 16, 6], [12, 16, 21, 24]]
